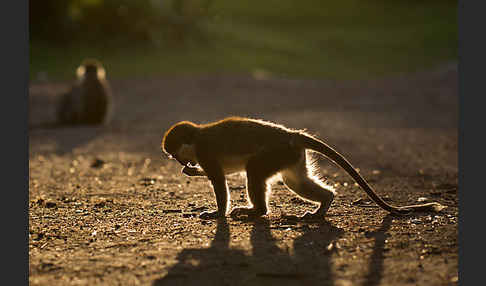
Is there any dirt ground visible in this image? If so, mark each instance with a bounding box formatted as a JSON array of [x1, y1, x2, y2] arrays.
[[29, 63, 458, 286]]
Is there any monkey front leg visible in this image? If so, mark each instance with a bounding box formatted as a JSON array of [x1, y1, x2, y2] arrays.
[[181, 165, 225, 219], [199, 172, 229, 220]]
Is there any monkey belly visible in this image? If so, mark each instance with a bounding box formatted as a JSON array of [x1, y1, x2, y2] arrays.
[[220, 155, 252, 175]]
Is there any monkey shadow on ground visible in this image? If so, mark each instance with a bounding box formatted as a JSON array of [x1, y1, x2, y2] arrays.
[[151, 214, 397, 286], [361, 214, 394, 286], [359, 211, 434, 286], [152, 217, 345, 286]]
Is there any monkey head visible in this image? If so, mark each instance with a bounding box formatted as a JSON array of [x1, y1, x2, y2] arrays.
[[161, 121, 199, 166], [76, 58, 106, 80]]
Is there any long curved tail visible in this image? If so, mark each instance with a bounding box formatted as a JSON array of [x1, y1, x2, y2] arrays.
[[297, 133, 446, 214]]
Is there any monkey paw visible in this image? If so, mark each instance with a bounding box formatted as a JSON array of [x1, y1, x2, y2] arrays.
[[282, 211, 324, 221], [199, 210, 224, 220], [300, 211, 325, 221], [230, 207, 265, 218]]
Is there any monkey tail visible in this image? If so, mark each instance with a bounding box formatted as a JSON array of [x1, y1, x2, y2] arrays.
[[298, 134, 446, 215]]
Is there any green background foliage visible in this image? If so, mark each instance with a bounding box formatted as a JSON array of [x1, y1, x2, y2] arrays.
[[29, 0, 458, 80]]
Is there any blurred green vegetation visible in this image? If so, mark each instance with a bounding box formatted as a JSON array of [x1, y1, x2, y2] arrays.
[[30, 0, 457, 81]]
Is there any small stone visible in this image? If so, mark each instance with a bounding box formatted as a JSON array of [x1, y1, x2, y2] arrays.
[[91, 158, 105, 168], [45, 201, 57, 208]]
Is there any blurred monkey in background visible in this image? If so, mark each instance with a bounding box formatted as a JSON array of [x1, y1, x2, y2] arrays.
[[57, 59, 114, 126]]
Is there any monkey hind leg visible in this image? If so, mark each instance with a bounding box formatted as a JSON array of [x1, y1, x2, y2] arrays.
[[281, 152, 335, 219], [230, 176, 269, 218], [230, 162, 274, 218], [230, 147, 301, 218]]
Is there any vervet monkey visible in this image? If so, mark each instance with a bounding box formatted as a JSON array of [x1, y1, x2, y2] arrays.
[[161, 117, 446, 219], [57, 59, 113, 125]]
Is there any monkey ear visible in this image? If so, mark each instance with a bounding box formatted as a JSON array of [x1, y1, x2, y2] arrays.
[[97, 67, 106, 79], [76, 65, 85, 78]]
